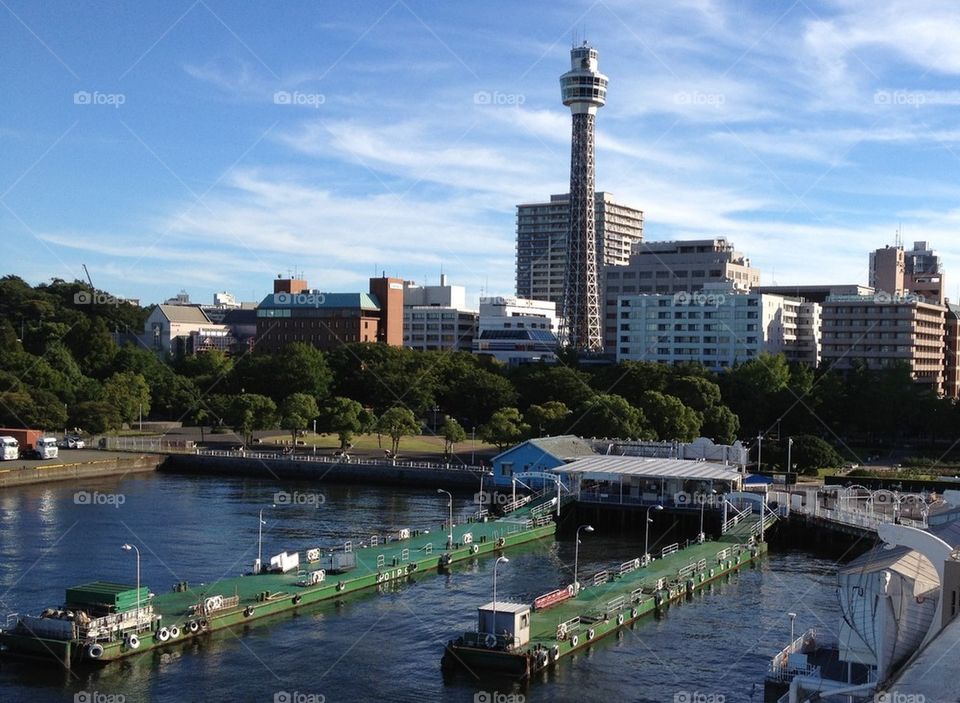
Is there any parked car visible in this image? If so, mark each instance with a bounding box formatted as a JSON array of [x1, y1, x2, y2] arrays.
[[59, 435, 85, 449]]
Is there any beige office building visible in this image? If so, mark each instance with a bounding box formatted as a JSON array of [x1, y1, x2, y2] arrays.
[[821, 295, 946, 394]]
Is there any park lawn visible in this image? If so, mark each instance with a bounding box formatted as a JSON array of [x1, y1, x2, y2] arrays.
[[260, 432, 496, 456]]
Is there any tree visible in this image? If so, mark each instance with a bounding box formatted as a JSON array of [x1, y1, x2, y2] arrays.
[[225, 394, 277, 445], [719, 353, 791, 436], [666, 376, 722, 412], [318, 396, 366, 450], [591, 360, 669, 404], [376, 406, 421, 456], [440, 417, 466, 459], [279, 393, 320, 444], [0, 389, 67, 430], [326, 343, 437, 415], [509, 364, 595, 410], [523, 401, 572, 438], [70, 316, 117, 378], [70, 400, 122, 434], [573, 393, 652, 440], [478, 407, 529, 451], [784, 435, 843, 475], [701, 404, 740, 444], [100, 371, 151, 425], [436, 361, 517, 426], [640, 391, 702, 442], [233, 343, 332, 403]]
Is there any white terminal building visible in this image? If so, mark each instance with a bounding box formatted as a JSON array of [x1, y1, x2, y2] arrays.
[[472, 296, 561, 366], [402, 275, 478, 352], [614, 283, 821, 370]]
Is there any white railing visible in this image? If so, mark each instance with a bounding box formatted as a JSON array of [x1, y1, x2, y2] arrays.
[[103, 437, 493, 473]]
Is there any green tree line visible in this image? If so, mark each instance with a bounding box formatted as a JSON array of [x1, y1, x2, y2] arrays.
[[2, 275, 957, 471]]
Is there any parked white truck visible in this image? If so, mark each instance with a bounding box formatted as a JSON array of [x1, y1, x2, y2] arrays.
[[34, 436, 59, 459], [0, 436, 19, 460]]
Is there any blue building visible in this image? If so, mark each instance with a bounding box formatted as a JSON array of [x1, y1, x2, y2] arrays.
[[490, 435, 597, 489]]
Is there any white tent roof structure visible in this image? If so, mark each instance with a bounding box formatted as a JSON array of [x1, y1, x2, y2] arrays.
[[552, 456, 742, 484]]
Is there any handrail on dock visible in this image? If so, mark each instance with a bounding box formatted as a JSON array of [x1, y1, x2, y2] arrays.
[[661, 543, 679, 558]]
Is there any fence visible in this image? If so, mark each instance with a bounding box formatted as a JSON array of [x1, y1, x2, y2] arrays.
[[136, 442, 491, 474]]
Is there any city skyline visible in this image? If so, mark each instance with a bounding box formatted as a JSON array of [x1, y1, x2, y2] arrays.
[[4, 1, 960, 306]]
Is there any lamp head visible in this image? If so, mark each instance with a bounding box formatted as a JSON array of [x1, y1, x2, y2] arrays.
[[584, 525, 594, 533], [121, 543, 132, 551], [654, 504, 664, 511], [497, 556, 509, 565]]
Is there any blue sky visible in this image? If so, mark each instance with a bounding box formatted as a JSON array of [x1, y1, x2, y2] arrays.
[[3, 0, 960, 307]]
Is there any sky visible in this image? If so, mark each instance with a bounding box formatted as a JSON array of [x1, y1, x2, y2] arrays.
[[3, 0, 960, 307]]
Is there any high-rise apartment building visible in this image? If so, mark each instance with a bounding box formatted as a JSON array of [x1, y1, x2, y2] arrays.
[[820, 294, 946, 394], [603, 238, 760, 351], [614, 283, 816, 370], [516, 192, 643, 305], [869, 240, 945, 304]]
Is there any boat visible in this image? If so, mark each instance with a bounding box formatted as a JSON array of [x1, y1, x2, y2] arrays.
[[0, 495, 558, 667]]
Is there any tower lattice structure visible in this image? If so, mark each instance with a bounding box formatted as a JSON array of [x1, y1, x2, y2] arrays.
[[559, 43, 607, 352]]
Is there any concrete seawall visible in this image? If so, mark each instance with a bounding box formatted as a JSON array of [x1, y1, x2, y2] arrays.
[[0, 454, 162, 489], [162, 453, 490, 490]]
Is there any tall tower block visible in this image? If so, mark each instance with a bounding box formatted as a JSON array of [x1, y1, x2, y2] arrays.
[[560, 42, 607, 352]]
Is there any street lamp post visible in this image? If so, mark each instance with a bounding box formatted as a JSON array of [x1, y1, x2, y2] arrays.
[[437, 488, 454, 549], [644, 504, 664, 565], [788, 611, 797, 642], [757, 432, 763, 472], [699, 489, 717, 543], [573, 524, 594, 595], [255, 505, 274, 574], [787, 437, 794, 475], [471, 427, 476, 465], [478, 471, 493, 515], [492, 556, 509, 644], [121, 543, 141, 630]]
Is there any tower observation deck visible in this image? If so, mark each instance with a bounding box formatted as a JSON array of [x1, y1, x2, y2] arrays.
[[560, 42, 608, 352]]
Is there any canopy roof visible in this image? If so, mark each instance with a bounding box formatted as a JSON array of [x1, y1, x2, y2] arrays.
[[553, 456, 742, 483]]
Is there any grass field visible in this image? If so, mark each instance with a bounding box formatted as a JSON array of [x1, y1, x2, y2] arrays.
[[260, 432, 496, 456]]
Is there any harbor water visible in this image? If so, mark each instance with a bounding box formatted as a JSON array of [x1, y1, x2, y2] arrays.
[[0, 473, 843, 703]]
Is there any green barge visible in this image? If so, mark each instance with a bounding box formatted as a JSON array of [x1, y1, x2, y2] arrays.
[[441, 512, 775, 679], [0, 499, 558, 668]]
